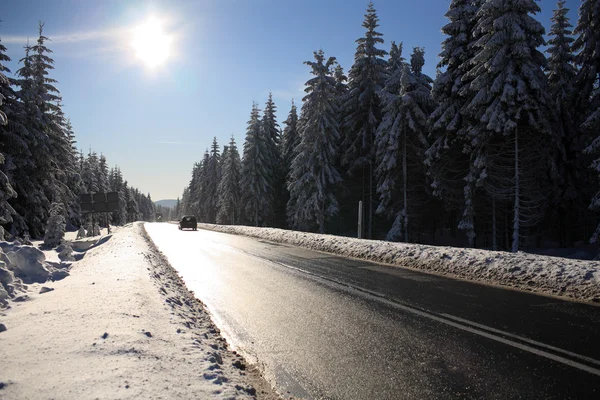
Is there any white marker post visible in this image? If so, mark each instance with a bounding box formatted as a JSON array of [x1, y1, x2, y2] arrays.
[[358, 200, 363, 239]]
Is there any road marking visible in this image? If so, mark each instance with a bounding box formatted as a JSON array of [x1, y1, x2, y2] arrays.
[[261, 257, 600, 377], [440, 313, 600, 367]]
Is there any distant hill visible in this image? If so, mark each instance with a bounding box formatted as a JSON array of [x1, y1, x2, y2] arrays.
[[155, 199, 177, 209]]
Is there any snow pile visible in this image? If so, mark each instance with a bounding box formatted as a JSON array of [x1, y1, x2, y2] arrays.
[[0, 238, 85, 306], [198, 224, 600, 303]]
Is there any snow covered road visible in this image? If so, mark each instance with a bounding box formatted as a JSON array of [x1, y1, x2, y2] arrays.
[[146, 223, 600, 399]]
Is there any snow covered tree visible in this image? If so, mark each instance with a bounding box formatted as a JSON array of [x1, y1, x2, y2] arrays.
[[217, 136, 242, 224], [43, 202, 65, 248], [462, 0, 553, 252], [545, 0, 582, 246], [341, 1, 388, 238], [197, 150, 210, 221], [426, 0, 481, 246], [287, 50, 342, 233], [262, 93, 284, 226], [0, 37, 16, 236], [387, 41, 405, 77], [241, 103, 272, 226], [375, 49, 434, 242], [574, 0, 600, 243], [201, 138, 220, 223], [109, 167, 127, 225], [281, 100, 300, 178]]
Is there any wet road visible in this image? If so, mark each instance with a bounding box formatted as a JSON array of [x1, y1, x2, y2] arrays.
[[144, 223, 600, 399]]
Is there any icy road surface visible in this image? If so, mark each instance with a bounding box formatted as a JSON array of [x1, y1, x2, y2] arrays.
[[145, 223, 600, 400]]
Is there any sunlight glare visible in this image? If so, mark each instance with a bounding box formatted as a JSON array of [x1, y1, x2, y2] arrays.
[[131, 17, 172, 68]]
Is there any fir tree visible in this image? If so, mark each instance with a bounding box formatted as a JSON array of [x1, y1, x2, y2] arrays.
[[375, 49, 434, 242], [463, 0, 553, 251], [241, 103, 272, 226], [287, 50, 342, 233], [0, 37, 16, 235], [545, 0, 582, 246], [341, 1, 388, 238], [575, 1, 600, 242], [426, 0, 480, 246], [202, 138, 220, 223], [217, 136, 242, 224], [43, 202, 65, 248], [281, 100, 300, 177], [261, 93, 283, 226]]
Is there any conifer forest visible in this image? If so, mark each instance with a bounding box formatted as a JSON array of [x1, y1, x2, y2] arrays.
[[2, 0, 600, 255]]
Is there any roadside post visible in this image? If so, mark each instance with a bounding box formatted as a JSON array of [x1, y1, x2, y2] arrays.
[[358, 200, 363, 239]]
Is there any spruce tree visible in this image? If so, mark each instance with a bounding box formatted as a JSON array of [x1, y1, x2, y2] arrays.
[[287, 50, 342, 233], [241, 103, 271, 226], [0, 37, 16, 236], [463, 0, 553, 251], [375, 49, 434, 242], [262, 93, 283, 226], [426, 0, 480, 246], [575, 0, 600, 243], [217, 136, 242, 224], [281, 100, 300, 177], [202, 138, 220, 223], [545, 0, 582, 246], [341, 1, 387, 238]]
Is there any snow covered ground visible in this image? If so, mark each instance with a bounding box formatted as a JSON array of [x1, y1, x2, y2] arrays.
[[198, 223, 600, 304], [0, 222, 278, 399]]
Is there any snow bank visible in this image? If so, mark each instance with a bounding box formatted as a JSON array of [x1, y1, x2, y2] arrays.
[[0, 223, 278, 399], [198, 223, 600, 303]]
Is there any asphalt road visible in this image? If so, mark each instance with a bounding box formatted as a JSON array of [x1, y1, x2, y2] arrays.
[[144, 223, 600, 400]]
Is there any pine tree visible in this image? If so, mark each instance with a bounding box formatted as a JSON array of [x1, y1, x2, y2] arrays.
[[375, 49, 434, 242], [281, 100, 300, 177], [463, 0, 553, 252], [202, 138, 220, 223], [217, 136, 242, 224], [426, 0, 480, 246], [241, 103, 272, 226], [341, 1, 388, 238], [262, 93, 283, 226], [197, 150, 210, 221], [0, 37, 16, 237], [545, 0, 582, 246], [43, 202, 65, 248], [575, 0, 600, 243], [287, 50, 342, 233]]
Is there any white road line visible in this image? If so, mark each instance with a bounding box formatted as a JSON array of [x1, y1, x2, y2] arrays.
[[440, 313, 600, 367]]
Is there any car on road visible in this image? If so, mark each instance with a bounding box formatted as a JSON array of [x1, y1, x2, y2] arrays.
[[179, 216, 197, 231]]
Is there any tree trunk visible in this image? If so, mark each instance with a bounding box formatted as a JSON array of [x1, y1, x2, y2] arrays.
[[492, 199, 497, 250], [402, 129, 408, 242], [318, 196, 325, 234], [512, 127, 520, 252], [368, 160, 373, 239], [254, 199, 258, 227]]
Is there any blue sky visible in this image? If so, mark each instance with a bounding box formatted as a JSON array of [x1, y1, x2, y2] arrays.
[[1, 0, 581, 200]]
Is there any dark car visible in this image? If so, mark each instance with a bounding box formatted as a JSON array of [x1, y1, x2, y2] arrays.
[[179, 215, 197, 231]]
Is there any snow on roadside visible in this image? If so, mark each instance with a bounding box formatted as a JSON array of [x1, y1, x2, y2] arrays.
[[198, 223, 600, 304], [0, 222, 279, 399]]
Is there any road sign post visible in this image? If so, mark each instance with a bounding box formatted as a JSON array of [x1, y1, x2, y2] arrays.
[[79, 192, 120, 235], [358, 200, 363, 239]]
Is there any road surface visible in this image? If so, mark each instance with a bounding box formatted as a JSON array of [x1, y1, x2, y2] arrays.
[[145, 223, 600, 399]]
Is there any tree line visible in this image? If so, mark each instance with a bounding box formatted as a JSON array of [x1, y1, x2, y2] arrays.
[[179, 0, 600, 253], [0, 23, 156, 242]]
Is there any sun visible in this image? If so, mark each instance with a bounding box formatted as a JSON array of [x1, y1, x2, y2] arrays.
[[131, 17, 172, 68]]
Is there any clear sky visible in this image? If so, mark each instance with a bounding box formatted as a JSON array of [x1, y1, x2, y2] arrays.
[[0, 0, 581, 201]]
